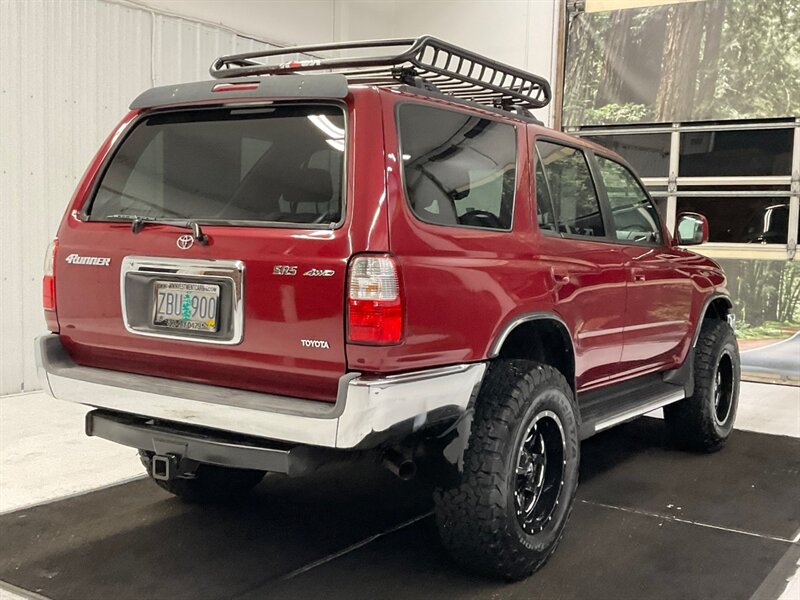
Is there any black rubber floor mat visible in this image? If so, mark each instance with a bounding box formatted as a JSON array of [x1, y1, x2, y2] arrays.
[[579, 417, 800, 540], [0, 457, 433, 600], [261, 504, 792, 600], [0, 419, 797, 600]]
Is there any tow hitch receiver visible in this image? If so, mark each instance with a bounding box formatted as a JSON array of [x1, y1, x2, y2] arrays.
[[151, 454, 179, 481]]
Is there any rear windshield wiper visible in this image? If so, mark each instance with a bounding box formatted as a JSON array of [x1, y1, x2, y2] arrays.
[[104, 215, 208, 245]]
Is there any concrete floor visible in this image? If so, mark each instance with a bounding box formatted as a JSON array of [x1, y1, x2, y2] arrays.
[[741, 333, 800, 385], [0, 381, 798, 599]]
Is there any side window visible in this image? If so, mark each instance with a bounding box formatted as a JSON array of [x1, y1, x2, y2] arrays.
[[596, 156, 662, 244], [398, 104, 516, 230], [536, 141, 605, 237], [534, 148, 558, 233]]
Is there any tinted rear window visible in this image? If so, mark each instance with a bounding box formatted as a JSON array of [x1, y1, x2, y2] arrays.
[[397, 103, 516, 230], [88, 105, 345, 226]]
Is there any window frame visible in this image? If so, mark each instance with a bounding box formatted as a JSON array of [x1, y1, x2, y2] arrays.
[[395, 100, 520, 233], [567, 120, 799, 261], [81, 102, 350, 231], [532, 145, 560, 237], [590, 150, 669, 248], [533, 135, 612, 243]]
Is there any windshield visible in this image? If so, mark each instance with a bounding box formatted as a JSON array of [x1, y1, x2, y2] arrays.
[[87, 104, 346, 226]]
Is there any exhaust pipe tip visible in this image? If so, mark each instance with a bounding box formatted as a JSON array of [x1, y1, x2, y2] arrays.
[[382, 448, 417, 481]]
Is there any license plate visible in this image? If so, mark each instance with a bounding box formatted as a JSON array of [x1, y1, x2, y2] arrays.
[[153, 281, 220, 332]]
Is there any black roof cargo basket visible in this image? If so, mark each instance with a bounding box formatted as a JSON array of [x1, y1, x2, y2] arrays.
[[210, 36, 551, 111]]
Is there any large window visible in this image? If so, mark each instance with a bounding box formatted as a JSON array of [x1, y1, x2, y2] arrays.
[[562, 2, 800, 127], [89, 105, 346, 226], [595, 155, 662, 244], [397, 104, 516, 230], [536, 141, 605, 238], [562, 0, 799, 379]]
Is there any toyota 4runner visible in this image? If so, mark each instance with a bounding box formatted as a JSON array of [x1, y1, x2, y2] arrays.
[[36, 37, 740, 581]]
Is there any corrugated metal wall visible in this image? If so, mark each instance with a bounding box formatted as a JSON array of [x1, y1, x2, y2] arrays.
[[0, 0, 281, 394]]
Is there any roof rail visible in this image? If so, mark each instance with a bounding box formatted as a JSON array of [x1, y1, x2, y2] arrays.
[[209, 36, 551, 111]]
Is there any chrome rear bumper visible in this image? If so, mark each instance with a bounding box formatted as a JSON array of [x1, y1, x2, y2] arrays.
[[35, 335, 486, 449]]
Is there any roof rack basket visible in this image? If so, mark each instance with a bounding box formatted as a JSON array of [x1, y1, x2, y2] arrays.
[[209, 36, 551, 111]]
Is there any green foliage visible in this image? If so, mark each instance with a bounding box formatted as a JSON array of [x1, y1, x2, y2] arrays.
[[709, 0, 800, 121], [735, 321, 800, 340], [776, 261, 800, 323], [563, 0, 800, 126], [719, 258, 800, 331], [584, 103, 652, 125]]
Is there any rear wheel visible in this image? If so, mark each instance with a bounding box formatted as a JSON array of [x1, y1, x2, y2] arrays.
[[434, 360, 580, 581], [664, 319, 740, 452], [139, 451, 265, 504]]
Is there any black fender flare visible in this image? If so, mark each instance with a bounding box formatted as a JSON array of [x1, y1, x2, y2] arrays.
[[440, 313, 577, 479], [691, 293, 734, 348], [489, 311, 574, 359]]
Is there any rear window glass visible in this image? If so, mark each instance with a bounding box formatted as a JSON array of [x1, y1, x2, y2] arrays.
[[88, 105, 345, 226], [397, 104, 516, 230]]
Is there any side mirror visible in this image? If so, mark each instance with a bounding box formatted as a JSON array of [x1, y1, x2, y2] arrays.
[[675, 212, 709, 246]]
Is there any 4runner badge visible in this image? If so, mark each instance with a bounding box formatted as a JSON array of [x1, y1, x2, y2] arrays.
[[64, 253, 111, 266]]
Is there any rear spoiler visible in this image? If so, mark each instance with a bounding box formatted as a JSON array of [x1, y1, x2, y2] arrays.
[[129, 74, 348, 110]]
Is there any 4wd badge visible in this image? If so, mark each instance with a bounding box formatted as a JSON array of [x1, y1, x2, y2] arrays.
[[304, 268, 335, 277]]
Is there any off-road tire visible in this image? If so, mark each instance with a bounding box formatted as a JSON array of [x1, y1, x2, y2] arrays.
[[664, 319, 740, 452], [139, 451, 265, 504], [433, 360, 580, 581]]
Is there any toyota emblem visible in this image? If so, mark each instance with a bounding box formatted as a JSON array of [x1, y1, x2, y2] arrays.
[[176, 234, 194, 250]]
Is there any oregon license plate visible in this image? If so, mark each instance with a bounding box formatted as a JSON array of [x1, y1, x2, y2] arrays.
[[153, 281, 220, 332]]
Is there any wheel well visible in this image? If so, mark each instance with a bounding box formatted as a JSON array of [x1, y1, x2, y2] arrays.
[[704, 297, 732, 322], [691, 296, 733, 347], [495, 319, 575, 392]]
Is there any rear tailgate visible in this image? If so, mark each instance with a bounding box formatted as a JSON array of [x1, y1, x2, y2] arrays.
[[53, 95, 387, 402]]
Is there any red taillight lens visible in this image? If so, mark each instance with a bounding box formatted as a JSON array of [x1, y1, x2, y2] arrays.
[[42, 239, 57, 311], [42, 276, 56, 310], [347, 255, 403, 344]]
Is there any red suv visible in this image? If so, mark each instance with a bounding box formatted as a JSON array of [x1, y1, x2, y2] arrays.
[[36, 37, 740, 580]]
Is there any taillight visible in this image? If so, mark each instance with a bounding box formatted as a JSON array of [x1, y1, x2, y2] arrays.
[[42, 239, 57, 311], [347, 255, 403, 344]]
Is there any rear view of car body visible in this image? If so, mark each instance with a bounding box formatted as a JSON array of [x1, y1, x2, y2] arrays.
[[36, 78, 488, 451], [45, 85, 391, 402]]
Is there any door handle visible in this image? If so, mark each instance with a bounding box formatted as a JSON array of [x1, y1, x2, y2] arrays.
[[631, 268, 646, 282], [552, 271, 570, 286]]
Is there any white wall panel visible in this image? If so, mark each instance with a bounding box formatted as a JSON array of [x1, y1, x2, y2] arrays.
[[336, 0, 561, 124], [138, 0, 337, 46], [0, 0, 276, 394]]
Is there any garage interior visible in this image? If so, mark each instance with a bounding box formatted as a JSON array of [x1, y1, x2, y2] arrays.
[[0, 1, 798, 599]]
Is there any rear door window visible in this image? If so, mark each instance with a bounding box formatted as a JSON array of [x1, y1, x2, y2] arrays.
[[397, 103, 516, 230], [88, 104, 346, 226], [536, 141, 605, 237]]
